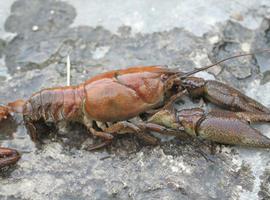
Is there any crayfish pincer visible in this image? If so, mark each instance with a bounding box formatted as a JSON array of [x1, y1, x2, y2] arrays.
[[148, 106, 270, 148], [0, 147, 20, 169], [181, 77, 270, 113]]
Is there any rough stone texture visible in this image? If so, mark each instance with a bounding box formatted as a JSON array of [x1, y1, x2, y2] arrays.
[[0, 0, 270, 200]]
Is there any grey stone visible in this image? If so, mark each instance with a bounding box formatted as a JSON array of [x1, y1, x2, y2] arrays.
[[0, 0, 270, 200]]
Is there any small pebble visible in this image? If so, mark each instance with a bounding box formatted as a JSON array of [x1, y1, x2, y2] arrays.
[[230, 12, 244, 21], [32, 25, 39, 32], [209, 35, 219, 44], [241, 43, 250, 52]]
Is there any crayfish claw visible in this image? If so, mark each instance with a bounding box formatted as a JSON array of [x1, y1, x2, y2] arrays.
[[85, 140, 112, 151], [0, 147, 20, 169], [197, 110, 270, 148], [204, 80, 270, 113]]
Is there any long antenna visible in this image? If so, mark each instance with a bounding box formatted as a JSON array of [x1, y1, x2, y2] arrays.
[[182, 49, 270, 78]]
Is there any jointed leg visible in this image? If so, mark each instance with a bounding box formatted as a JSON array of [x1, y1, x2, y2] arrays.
[[105, 120, 190, 143], [84, 126, 114, 150], [145, 90, 187, 115], [163, 90, 187, 110], [137, 122, 189, 139], [104, 121, 159, 145], [89, 127, 114, 140], [24, 120, 39, 141]]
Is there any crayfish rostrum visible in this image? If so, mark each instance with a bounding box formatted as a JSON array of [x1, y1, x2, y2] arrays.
[[0, 52, 269, 169]]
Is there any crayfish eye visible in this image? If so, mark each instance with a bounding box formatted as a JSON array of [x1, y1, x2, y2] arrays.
[[182, 79, 193, 89], [161, 74, 169, 81]]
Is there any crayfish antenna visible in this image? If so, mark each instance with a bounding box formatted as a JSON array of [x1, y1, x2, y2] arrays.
[[181, 49, 270, 78]]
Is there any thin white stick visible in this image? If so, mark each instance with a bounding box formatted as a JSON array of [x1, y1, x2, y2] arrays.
[[66, 55, 71, 86]]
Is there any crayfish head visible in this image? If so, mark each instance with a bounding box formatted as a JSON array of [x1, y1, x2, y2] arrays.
[[178, 108, 204, 137], [163, 75, 183, 99]]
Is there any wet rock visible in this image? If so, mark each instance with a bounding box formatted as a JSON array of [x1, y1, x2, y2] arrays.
[[252, 18, 270, 75], [211, 41, 253, 79], [4, 0, 209, 75], [117, 26, 132, 38], [255, 53, 270, 75], [223, 20, 253, 43], [5, 0, 76, 34], [0, 39, 6, 58], [234, 162, 255, 192], [210, 20, 261, 80], [4, 0, 76, 74], [258, 168, 270, 200], [245, 79, 270, 109], [262, 71, 270, 84], [0, 143, 254, 200], [0, 0, 270, 200], [5, 22, 206, 75]]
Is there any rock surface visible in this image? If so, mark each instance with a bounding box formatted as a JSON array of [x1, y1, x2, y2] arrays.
[[0, 0, 270, 200]]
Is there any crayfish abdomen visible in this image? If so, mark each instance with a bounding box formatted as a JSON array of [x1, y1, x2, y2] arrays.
[[23, 85, 85, 122]]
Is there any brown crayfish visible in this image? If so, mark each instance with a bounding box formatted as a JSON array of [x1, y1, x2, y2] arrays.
[[0, 52, 270, 169]]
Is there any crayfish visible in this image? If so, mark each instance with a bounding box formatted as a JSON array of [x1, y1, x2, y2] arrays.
[[0, 52, 270, 169]]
